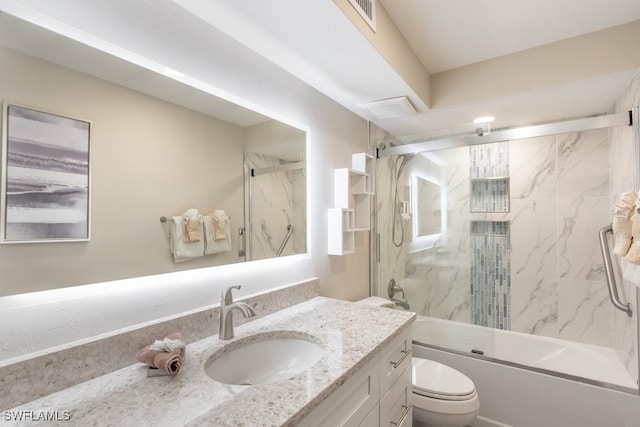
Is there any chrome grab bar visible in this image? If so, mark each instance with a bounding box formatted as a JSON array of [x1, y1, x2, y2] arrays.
[[275, 224, 293, 257], [598, 224, 632, 317]]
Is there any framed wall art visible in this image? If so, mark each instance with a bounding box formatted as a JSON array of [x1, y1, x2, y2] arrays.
[[1, 103, 90, 243]]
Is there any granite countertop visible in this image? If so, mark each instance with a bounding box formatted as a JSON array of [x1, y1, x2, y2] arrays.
[[5, 297, 415, 426]]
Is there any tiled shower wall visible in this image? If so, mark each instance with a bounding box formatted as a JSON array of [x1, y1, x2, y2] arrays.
[[374, 71, 640, 378], [374, 125, 621, 349], [610, 70, 640, 380]]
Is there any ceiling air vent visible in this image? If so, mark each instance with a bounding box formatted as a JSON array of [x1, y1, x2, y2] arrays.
[[348, 0, 376, 32]]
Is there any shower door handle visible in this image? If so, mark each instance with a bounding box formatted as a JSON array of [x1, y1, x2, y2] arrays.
[[238, 227, 246, 258], [599, 224, 632, 317]]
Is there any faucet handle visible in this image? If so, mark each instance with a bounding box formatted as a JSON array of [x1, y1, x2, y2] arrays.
[[221, 285, 241, 304]]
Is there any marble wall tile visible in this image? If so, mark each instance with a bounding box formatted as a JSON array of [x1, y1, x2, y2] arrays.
[[509, 198, 557, 278], [558, 278, 611, 347], [557, 196, 609, 281], [610, 70, 640, 384], [557, 129, 609, 198], [608, 125, 635, 206], [511, 275, 558, 338], [375, 155, 409, 299], [510, 136, 557, 199], [432, 266, 471, 323]]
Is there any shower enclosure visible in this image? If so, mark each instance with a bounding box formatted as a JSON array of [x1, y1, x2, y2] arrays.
[[371, 106, 640, 392]]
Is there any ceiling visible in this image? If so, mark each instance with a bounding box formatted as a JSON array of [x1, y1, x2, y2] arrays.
[[164, 0, 640, 140], [1, 0, 639, 142]]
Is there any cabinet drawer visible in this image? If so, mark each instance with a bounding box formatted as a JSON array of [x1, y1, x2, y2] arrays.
[[379, 328, 412, 393], [299, 355, 380, 427], [380, 366, 412, 427]]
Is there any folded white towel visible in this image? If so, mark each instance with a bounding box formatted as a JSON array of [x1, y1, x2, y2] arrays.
[[203, 210, 231, 255], [613, 191, 636, 256], [169, 216, 204, 262]]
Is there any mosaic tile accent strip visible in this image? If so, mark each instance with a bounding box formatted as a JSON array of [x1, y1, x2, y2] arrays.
[[469, 142, 510, 212], [470, 221, 511, 330], [470, 178, 510, 212], [469, 141, 510, 179]]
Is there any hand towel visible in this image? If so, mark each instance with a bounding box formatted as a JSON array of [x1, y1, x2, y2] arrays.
[[212, 209, 228, 241], [169, 216, 204, 262], [182, 208, 202, 242], [626, 210, 640, 264], [136, 332, 186, 376], [613, 191, 636, 256], [203, 210, 231, 255]]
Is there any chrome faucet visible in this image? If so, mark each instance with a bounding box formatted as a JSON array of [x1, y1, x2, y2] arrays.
[[219, 285, 256, 340], [388, 279, 410, 310]]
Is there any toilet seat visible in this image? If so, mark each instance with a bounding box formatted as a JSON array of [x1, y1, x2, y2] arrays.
[[411, 357, 480, 423], [412, 358, 476, 401]]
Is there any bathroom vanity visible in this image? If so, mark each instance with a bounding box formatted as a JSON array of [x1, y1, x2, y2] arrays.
[[2, 296, 414, 426]]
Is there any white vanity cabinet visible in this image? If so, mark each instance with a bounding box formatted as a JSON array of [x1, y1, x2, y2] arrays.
[[379, 328, 413, 427], [298, 355, 380, 427], [300, 327, 412, 427]]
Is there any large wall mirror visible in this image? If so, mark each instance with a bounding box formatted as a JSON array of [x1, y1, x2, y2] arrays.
[[0, 13, 307, 296]]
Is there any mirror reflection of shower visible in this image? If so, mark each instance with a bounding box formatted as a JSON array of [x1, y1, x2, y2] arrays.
[[244, 152, 306, 261]]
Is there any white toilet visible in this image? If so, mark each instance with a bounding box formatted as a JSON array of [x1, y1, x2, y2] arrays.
[[412, 357, 480, 427], [356, 297, 479, 426]]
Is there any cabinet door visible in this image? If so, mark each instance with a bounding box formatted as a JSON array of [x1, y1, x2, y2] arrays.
[[379, 328, 412, 393], [358, 404, 380, 427], [380, 366, 413, 427], [299, 355, 380, 427]]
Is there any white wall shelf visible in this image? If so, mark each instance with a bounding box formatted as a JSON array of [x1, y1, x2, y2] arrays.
[[328, 153, 374, 255]]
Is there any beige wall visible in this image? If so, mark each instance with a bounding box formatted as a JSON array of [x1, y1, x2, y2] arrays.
[[0, 46, 249, 295], [0, 44, 371, 301], [431, 21, 640, 108]]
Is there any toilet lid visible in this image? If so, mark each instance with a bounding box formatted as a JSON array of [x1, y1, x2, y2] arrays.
[[412, 358, 476, 400]]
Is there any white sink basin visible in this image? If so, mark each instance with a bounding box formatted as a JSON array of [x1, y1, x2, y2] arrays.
[[204, 332, 324, 385]]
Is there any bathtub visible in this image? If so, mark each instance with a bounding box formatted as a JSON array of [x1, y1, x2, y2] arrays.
[[412, 315, 637, 390], [412, 316, 640, 426]]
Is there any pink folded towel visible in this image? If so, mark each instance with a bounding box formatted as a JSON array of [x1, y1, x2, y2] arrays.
[[136, 332, 186, 376]]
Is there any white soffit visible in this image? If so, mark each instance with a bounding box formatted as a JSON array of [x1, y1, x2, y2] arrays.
[[171, 0, 428, 114]]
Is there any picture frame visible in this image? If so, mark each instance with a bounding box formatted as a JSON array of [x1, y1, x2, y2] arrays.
[[1, 103, 91, 243]]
